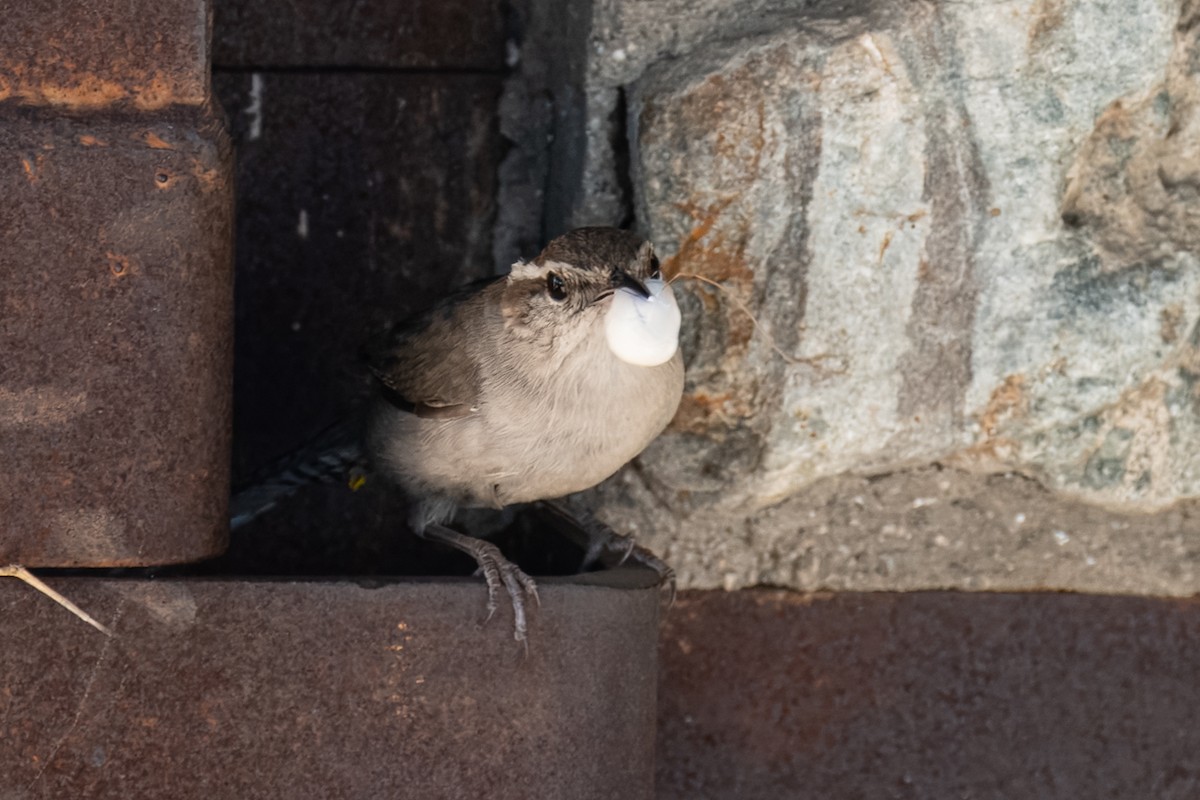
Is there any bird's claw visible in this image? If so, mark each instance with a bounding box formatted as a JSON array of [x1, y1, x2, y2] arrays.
[[579, 525, 637, 571], [569, 512, 676, 604], [627, 543, 676, 607], [471, 541, 537, 649], [427, 524, 537, 651]]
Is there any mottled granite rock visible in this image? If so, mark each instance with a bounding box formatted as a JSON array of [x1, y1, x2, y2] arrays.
[[501, 0, 1200, 590]]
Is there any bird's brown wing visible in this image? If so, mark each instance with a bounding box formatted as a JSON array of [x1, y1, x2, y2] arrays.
[[366, 277, 499, 419]]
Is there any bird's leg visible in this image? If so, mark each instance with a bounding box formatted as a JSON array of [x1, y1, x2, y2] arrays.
[[418, 524, 539, 649], [537, 500, 676, 605]]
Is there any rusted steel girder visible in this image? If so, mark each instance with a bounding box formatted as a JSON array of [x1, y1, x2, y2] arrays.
[[0, 0, 233, 565], [0, 567, 660, 799]]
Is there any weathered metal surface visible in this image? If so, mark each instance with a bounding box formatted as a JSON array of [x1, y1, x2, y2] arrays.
[[0, 106, 233, 566], [0, 567, 659, 799], [0, 0, 212, 110], [659, 590, 1200, 799], [212, 0, 506, 70], [212, 73, 500, 556]]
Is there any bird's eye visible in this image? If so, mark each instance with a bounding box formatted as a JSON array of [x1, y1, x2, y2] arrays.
[[546, 272, 568, 301], [649, 255, 662, 281]]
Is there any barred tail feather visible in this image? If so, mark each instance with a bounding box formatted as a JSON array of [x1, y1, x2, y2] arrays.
[[230, 420, 366, 530]]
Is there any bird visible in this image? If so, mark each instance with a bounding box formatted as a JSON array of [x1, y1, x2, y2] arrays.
[[364, 227, 684, 645], [231, 227, 684, 647]]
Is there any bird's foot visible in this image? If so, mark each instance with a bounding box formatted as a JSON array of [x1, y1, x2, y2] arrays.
[[538, 501, 676, 606], [585, 524, 676, 607], [423, 524, 539, 650]]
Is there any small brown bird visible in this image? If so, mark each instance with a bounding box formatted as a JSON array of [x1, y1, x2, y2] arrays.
[[365, 227, 684, 644]]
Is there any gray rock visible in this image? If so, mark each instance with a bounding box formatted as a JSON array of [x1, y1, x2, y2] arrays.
[[501, 0, 1200, 590]]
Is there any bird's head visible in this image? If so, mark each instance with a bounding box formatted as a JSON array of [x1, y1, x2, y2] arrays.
[[500, 227, 681, 366]]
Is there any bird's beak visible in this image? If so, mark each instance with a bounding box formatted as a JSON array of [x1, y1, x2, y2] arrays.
[[612, 270, 651, 299]]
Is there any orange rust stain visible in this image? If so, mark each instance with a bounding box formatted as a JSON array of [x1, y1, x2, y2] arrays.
[[19, 153, 49, 184], [688, 290, 722, 313], [106, 252, 134, 278], [77, 134, 107, 147], [906, 209, 928, 224], [656, 63, 769, 186], [709, 94, 766, 177], [1028, 0, 1066, 46], [0, 67, 193, 111], [877, 230, 893, 263], [143, 132, 174, 150], [669, 390, 743, 434], [989, 207, 1002, 217], [977, 374, 1027, 438], [189, 160, 225, 191], [664, 200, 760, 350], [1090, 99, 1135, 140], [1159, 304, 1184, 344], [662, 208, 713, 279], [724, 305, 756, 349], [955, 373, 1033, 468], [663, 198, 753, 284], [955, 435, 1022, 468]]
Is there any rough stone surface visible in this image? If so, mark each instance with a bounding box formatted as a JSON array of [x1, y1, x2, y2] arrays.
[[599, 463, 1200, 594], [503, 0, 1200, 591]]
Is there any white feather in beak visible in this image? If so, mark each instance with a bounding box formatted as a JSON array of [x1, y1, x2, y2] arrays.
[[604, 277, 681, 366]]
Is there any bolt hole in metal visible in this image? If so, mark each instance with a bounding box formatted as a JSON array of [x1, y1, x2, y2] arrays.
[[155, 170, 171, 186]]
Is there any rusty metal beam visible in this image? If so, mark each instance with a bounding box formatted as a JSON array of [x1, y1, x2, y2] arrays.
[[659, 590, 1200, 799], [0, 0, 213, 110], [0, 567, 660, 799], [1, 0, 233, 566]]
